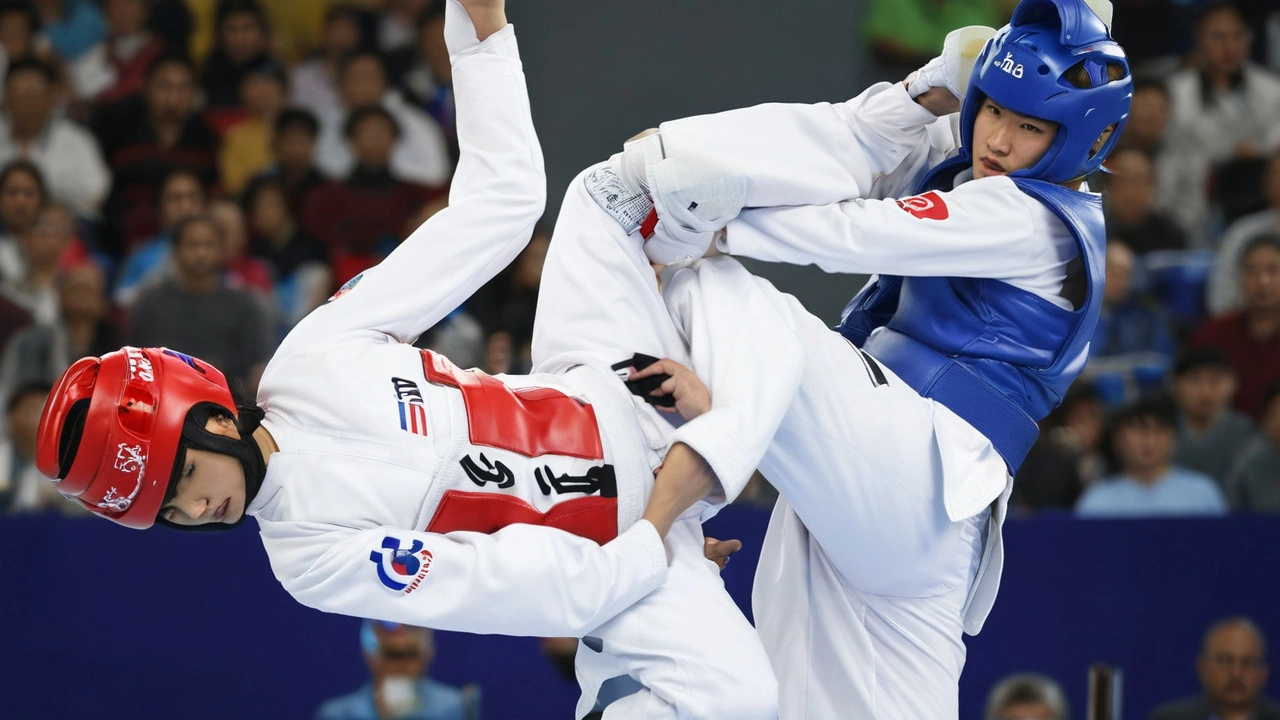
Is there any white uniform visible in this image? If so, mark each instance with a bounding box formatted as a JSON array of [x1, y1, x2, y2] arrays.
[[643, 81, 1091, 718], [250, 7, 785, 719]]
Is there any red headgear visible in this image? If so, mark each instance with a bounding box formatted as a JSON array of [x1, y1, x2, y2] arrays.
[[35, 347, 237, 529]]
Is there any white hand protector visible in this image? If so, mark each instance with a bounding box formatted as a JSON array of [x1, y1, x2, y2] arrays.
[[644, 155, 748, 265], [906, 25, 998, 102], [609, 129, 666, 197]]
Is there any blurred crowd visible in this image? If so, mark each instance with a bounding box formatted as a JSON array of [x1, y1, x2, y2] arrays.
[[0, 0, 1277, 522], [0, 0, 551, 514]]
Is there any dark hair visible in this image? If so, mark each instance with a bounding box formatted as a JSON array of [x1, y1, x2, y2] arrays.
[[344, 103, 400, 139], [5, 56, 55, 86], [1264, 380, 1280, 415], [1173, 347, 1234, 377], [146, 53, 196, 83], [1131, 76, 1170, 99], [416, 0, 446, 30], [275, 107, 319, 137], [1241, 233, 1280, 267], [1112, 394, 1179, 431], [240, 58, 288, 87], [325, 2, 363, 27], [1196, 1, 1247, 31], [1063, 60, 1127, 90], [0, 0, 38, 31], [7, 379, 50, 415], [171, 213, 221, 246], [157, 166, 204, 203], [0, 158, 48, 200], [240, 174, 288, 218], [216, 0, 267, 29]]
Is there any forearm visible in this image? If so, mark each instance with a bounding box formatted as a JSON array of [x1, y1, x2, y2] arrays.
[[641, 442, 717, 539]]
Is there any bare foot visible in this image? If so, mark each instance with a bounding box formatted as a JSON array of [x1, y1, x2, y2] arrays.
[[459, 0, 507, 41]]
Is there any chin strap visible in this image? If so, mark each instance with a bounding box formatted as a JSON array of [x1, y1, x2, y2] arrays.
[[156, 403, 269, 533]]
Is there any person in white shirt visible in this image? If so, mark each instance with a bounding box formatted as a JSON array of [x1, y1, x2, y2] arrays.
[[33, 3, 784, 718]]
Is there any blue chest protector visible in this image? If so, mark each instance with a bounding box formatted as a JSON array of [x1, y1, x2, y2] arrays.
[[836, 156, 1105, 473]]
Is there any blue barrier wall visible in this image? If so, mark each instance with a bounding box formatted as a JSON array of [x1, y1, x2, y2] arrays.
[[3, 507, 1279, 719]]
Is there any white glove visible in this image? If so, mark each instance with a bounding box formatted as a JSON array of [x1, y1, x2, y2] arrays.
[[642, 155, 746, 265], [906, 25, 997, 103], [609, 129, 665, 197]]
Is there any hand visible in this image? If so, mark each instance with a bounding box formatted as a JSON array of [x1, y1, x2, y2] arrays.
[[630, 358, 711, 420], [703, 537, 742, 570], [640, 443, 717, 539], [457, 0, 507, 42], [906, 25, 996, 110]]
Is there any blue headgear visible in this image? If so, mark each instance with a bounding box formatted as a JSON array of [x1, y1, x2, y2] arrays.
[[960, 0, 1132, 183]]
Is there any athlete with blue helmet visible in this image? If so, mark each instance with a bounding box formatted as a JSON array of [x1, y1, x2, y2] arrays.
[[588, 0, 1132, 715]]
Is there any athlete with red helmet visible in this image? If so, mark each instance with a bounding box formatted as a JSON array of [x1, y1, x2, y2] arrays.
[[35, 1, 793, 717]]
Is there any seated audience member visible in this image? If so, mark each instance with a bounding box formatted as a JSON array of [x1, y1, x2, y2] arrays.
[[0, 2, 40, 103], [314, 621, 473, 720], [0, 57, 111, 218], [243, 176, 329, 337], [1089, 239, 1176, 364], [377, 0, 430, 53], [1207, 151, 1280, 316], [1226, 381, 1280, 513], [0, 380, 72, 513], [1189, 234, 1280, 422], [248, 107, 326, 216], [314, 50, 450, 188], [93, 53, 217, 256], [218, 59, 288, 195], [1118, 78, 1170, 157], [69, 0, 166, 104], [2, 202, 75, 325], [986, 673, 1069, 720], [0, 259, 115, 399], [302, 105, 441, 285], [1076, 396, 1227, 518], [207, 197, 270, 298], [198, 0, 273, 112], [0, 159, 46, 282], [1171, 348, 1258, 486], [36, 0, 106, 63], [1159, 2, 1280, 245], [1149, 617, 1280, 720], [128, 214, 270, 401], [1105, 147, 1187, 255], [288, 4, 364, 121], [388, 3, 455, 160], [113, 167, 204, 306]]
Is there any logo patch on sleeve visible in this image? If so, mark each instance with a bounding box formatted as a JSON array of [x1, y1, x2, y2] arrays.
[[895, 191, 949, 220], [370, 536, 435, 594]]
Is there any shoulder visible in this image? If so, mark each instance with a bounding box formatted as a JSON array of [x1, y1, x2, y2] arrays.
[[1244, 63, 1280, 93], [314, 686, 375, 720], [1147, 695, 1208, 720]]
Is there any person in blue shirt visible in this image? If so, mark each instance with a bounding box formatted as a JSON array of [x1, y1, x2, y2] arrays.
[[315, 620, 474, 720], [1076, 394, 1228, 517]]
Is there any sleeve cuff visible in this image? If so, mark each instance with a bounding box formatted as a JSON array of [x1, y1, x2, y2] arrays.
[[670, 413, 754, 504]]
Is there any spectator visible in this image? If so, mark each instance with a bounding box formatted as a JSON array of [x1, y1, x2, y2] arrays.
[[388, 3, 455, 160], [33, 0, 105, 62], [0, 380, 69, 513], [0, 158, 47, 282], [1076, 395, 1228, 518], [1171, 348, 1258, 486], [2, 202, 73, 325], [1226, 381, 1280, 512], [0, 259, 115, 400], [0, 2, 40, 103], [862, 0, 1013, 79], [67, 0, 166, 104], [314, 50, 450, 188], [1159, 2, 1280, 244], [198, 0, 272, 111], [219, 60, 287, 194], [1207, 151, 1280, 316], [303, 104, 441, 285], [1149, 617, 1279, 720], [314, 620, 473, 720], [128, 214, 270, 401], [1089, 239, 1176, 364], [378, 0, 431, 53], [93, 54, 217, 256], [1118, 78, 1171, 158], [1105, 148, 1187, 255], [247, 107, 325, 216], [243, 176, 330, 336], [985, 673, 1069, 720], [113, 166, 203, 306], [1189, 234, 1280, 422], [207, 196, 270, 298], [0, 58, 111, 219], [1015, 382, 1111, 511], [288, 4, 365, 122]]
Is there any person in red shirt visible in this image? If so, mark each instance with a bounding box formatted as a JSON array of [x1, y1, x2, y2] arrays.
[[1190, 234, 1280, 421]]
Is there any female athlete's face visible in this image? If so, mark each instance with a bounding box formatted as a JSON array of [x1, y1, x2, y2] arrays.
[[971, 98, 1057, 179], [158, 415, 246, 526]]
